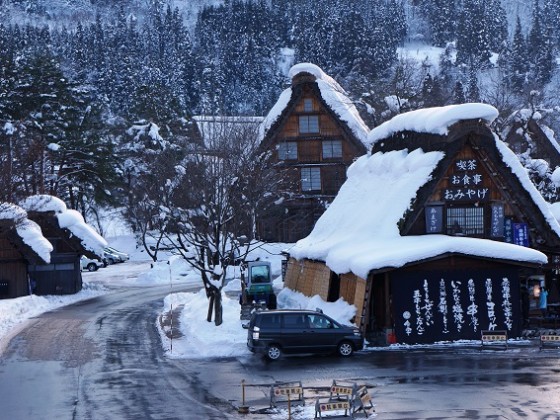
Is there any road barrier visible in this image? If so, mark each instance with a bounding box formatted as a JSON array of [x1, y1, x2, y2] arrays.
[[481, 330, 508, 350], [238, 379, 375, 418], [540, 333, 560, 350]]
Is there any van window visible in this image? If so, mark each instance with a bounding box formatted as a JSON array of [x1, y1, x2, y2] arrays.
[[308, 314, 333, 329], [284, 314, 309, 329], [260, 314, 281, 328]]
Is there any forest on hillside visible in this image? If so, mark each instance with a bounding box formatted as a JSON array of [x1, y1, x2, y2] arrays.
[[1, 0, 560, 233]]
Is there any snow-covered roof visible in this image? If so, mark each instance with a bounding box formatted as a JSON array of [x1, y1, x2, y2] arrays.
[[367, 103, 499, 147], [290, 131, 553, 279], [20, 195, 107, 257], [0, 202, 52, 263], [290, 149, 547, 278], [16, 219, 53, 263], [259, 63, 370, 145]]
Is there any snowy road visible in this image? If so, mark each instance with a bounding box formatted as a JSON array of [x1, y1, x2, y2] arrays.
[[0, 263, 244, 420]]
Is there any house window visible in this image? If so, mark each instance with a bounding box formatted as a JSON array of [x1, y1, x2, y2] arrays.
[[301, 167, 322, 191], [277, 142, 298, 160], [446, 206, 484, 236], [322, 140, 342, 159], [303, 98, 313, 112], [299, 115, 319, 133]]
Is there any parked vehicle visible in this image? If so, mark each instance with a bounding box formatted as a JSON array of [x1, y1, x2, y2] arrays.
[[240, 261, 277, 319], [246, 309, 363, 361], [103, 247, 128, 264], [105, 247, 129, 262], [81, 256, 104, 272]]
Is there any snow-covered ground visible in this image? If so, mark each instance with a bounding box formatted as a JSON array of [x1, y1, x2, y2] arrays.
[[0, 236, 363, 360]]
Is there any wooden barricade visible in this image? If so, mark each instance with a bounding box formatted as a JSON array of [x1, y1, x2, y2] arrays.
[[481, 330, 508, 350], [540, 333, 560, 350], [353, 385, 375, 417], [314, 380, 374, 419], [315, 397, 352, 419], [270, 381, 304, 407]]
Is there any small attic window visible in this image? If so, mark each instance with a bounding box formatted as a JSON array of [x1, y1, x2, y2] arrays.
[[303, 98, 313, 112]]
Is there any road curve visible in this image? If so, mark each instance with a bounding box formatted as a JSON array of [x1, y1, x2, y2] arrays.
[[0, 284, 242, 420]]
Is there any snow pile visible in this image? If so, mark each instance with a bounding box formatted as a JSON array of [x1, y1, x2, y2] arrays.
[[158, 286, 358, 359], [367, 103, 499, 147], [260, 63, 370, 145], [20, 194, 107, 257]]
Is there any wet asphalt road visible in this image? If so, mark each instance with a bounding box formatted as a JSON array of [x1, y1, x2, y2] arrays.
[[0, 262, 559, 419], [0, 282, 241, 420]]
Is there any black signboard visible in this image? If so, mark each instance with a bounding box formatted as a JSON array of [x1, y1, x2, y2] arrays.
[[425, 205, 443, 233], [490, 203, 505, 238], [391, 268, 520, 344]]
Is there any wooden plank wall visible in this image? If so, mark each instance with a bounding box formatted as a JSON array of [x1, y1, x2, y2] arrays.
[[340, 273, 367, 324], [284, 258, 330, 300]]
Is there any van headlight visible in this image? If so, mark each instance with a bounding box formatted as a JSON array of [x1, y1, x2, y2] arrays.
[[353, 329, 361, 336], [252, 326, 260, 340]]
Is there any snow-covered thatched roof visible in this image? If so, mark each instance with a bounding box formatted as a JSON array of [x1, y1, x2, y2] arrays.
[[259, 63, 369, 145], [290, 104, 558, 278], [20, 195, 107, 257], [0, 202, 53, 263], [367, 103, 499, 147]]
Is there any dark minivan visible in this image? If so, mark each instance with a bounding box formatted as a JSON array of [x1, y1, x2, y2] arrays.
[[246, 309, 364, 360]]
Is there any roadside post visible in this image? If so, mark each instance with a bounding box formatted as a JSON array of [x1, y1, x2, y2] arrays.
[[238, 379, 249, 414]]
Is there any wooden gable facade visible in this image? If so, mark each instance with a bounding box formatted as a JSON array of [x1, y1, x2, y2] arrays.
[[284, 118, 560, 345], [257, 72, 368, 243], [26, 211, 94, 295]]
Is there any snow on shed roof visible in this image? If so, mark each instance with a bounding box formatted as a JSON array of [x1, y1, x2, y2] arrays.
[[193, 115, 264, 147], [259, 63, 369, 144], [290, 145, 548, 279], [20, 195, 107, 257], [0, 202, 52, 263], [367, 103, 499, 147]]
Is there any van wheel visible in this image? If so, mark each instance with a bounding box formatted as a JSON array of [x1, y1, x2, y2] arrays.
[[337, 341, 354, 357], [87, 263, 98, 272], [266, 344, 281, 361]]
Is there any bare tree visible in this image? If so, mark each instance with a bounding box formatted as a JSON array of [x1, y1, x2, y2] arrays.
[[127, 117, 281, 325]]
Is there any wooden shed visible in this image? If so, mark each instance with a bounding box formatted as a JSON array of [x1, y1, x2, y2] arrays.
[[0, 203, 52, 299], [285, 104, 560, 345], [21, 195, 107, 296], [257, 63, 369, 242]]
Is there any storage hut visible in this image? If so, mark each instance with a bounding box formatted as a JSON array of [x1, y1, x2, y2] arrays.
[[20, 195, 107, 295], [284, 104, 560, 344], [0, 203, 52, 298], [257, 63, 369, 242]]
